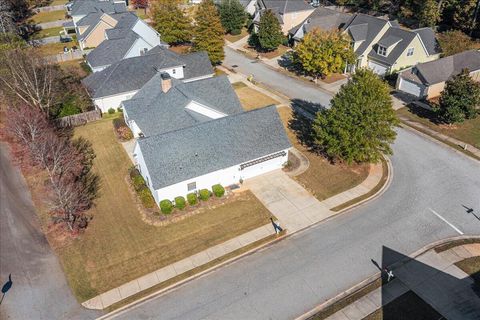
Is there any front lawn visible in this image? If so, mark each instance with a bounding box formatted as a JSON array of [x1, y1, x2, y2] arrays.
[[455, 256, 480, 285], [225, 28, 249, 43], [233, 82, 280, 111], [29, 10, 66, 24], [243, 44, 291, 60], [55, 116, 272, 301], [278, 107, 370, 200], [397, 105, 480, 148]]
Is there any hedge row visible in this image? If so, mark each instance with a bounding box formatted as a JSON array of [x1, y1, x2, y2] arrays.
[[129, 167, 156, 209], [159, 184, 226, 214]]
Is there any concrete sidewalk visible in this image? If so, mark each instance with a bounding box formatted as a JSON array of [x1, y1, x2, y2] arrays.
[[325, 243, 480, 320], [400, 116, 480, 158], [245, 162, 384, 233], [82, 223, 276, 310]]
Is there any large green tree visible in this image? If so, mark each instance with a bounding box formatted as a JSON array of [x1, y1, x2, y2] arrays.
[[294, 28, 356, 80], [152, 0, 192, 45], [193, 0, 225, 64], [437, 69, 480, 123], [218, 0, 246, 35], [312, 69, 398, 164], [257, 9, 283, 51], [418, 0, 441, 27]]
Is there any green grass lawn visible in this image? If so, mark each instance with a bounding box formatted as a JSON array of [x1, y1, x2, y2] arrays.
[[33, 26, 63, 39], [397, 105, 480, 149], [364, 291, 442, 320], [29, 10, 66, 24], [233, 82, 280, 111], [278, 107, 370, 201], [54, 117, 272, 302], [36, 41, 77, 56]]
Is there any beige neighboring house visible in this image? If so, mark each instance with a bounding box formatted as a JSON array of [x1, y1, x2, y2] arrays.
[[253, 0, 315, 35], [396, 50, 480, 99], [77, 11, 136, 50], [342, 13, 441, 76]]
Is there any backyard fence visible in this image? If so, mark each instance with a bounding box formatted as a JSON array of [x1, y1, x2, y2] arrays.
[[56, 109, 102, 128], [44, 50, 85, 63]]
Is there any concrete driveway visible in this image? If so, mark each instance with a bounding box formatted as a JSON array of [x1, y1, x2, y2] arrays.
[[0, 144, 101, 320], [245, 170, 331, 232]]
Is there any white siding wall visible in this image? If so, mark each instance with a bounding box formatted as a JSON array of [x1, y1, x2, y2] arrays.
[[133, 142, 159, 203], [184, 101, 227, 119], [149, 149, 290, 202], [91, 65, 109, 73], [93, 90, 139, 112], [72, 15, 86, 26], [124, 38, 153, 59], [132, 20, 161, 47]]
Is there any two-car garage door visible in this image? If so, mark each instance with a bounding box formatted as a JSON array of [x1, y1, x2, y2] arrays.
[[397, 77, 425, 98], [368, 60, 389, 76]]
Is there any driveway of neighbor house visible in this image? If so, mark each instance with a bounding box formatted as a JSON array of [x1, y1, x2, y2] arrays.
[[0, 144, 101, 320]]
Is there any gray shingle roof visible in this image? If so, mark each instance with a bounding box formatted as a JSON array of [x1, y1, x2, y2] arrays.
[[82, 47, 214, 98], [367, 27, 416, 66], [344, 14, 389, 55], [289, 6, 351, 36], [378, 35, 402, 48], [137, 105, 291, 190], [86, 30, 139, 68], [262, 0, 312, 13], [124, 75, 244, 137], [413, 27, 441, 56], [70, 0, 125, 17], [77, 11, 137, 42], [401, 50, 480, 85]]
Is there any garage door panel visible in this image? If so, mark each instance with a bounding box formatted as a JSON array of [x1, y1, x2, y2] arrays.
[[399, 78, 424, 98], [368, 61, 388, 76]]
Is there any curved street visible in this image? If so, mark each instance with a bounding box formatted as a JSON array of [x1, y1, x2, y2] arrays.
[[108, 50, 480, 319]]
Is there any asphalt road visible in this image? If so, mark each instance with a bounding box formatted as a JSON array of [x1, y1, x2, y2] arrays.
[[0, 144, 101, 320], [224, 47, 333, 108], [109, 52, 480, 319]]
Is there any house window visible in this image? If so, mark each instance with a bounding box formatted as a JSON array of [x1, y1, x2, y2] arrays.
[[172, 68, 176, 74], [378, 46, 387, 56], [407, 47, 414, 56], [187, 182, 196, 191]]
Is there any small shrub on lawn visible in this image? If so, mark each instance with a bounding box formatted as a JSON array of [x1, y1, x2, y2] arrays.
[[160, 199, 173, 214], [139, 189, 155, 208], [108, 108, 115, 114], [212, 184, 225, 197], [129, 166, 140, 179], [175, 196, 186, 210], [187, 193, 198, 205], [199, 189, 210, 201], [133, 175, 146, 191], [117, 107, 123, 113]]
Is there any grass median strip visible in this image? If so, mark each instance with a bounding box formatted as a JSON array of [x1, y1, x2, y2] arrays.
[[45, 116, 274, 302]]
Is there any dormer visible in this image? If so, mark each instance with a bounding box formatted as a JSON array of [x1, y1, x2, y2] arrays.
[[376, 35, 402, 57]]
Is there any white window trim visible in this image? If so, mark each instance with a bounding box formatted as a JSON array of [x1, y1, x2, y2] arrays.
[[407, 47, 414, 56], [378, 45, 387, 56]]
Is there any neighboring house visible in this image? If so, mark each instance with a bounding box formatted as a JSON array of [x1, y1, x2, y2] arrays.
[[342, 14, 441, 75], [82, 46, 214, 112], [68, 0, 126, 26], [396, 50, 480, 99], [289, 6, 351, 43], [123, 74, 244, 138], [76, 11, 135, 50], [254, 0, 315, 34], [126, 76, 291, 202]]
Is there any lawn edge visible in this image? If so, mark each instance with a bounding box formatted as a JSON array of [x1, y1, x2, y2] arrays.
[[296, 235, 480, 320]]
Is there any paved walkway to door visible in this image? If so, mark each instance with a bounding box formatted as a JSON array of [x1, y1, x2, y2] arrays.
[[244, 162, 384, 233]]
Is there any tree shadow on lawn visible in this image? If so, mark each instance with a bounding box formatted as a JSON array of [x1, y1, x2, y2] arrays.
[[403, 103, 443, 125]]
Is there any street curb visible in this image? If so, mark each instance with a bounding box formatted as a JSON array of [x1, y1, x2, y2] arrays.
[[295, 235, 480, 320], [95, 232, 288, 319], [399, 121, 480, 163]]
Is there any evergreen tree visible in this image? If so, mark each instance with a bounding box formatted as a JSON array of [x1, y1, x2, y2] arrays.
[[294, 28, 356, 80], [152, 0, 192, 45], [312, 69, 398, 164], [193, 0, 225, 64], [219, 0, 246, 35], [438, 69, 480, 124], [257, 9, 283, 51], [418, 0, 441, 27]]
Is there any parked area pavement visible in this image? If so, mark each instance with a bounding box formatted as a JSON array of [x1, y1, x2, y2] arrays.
[[245, 162, 384, 233], [0, 144, 101, 320], [326, 243, 480, 320]]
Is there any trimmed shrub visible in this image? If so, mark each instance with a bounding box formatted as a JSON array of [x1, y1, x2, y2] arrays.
[[187, 193, 198, 205], [198, 189, 210, 201], [133, 175, 146, 191], [139, 189, 155, 208], [108, 108, 115, 114], [117, 126, 133, 140], [160, 199, 173, 214], [129, 166, 140, 179], [117, 107, 123, 113], [212, 184, 225, 197], [175, 196, 186, 210]]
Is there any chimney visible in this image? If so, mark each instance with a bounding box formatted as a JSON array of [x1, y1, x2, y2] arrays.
[[160, 73, 171, 93]]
